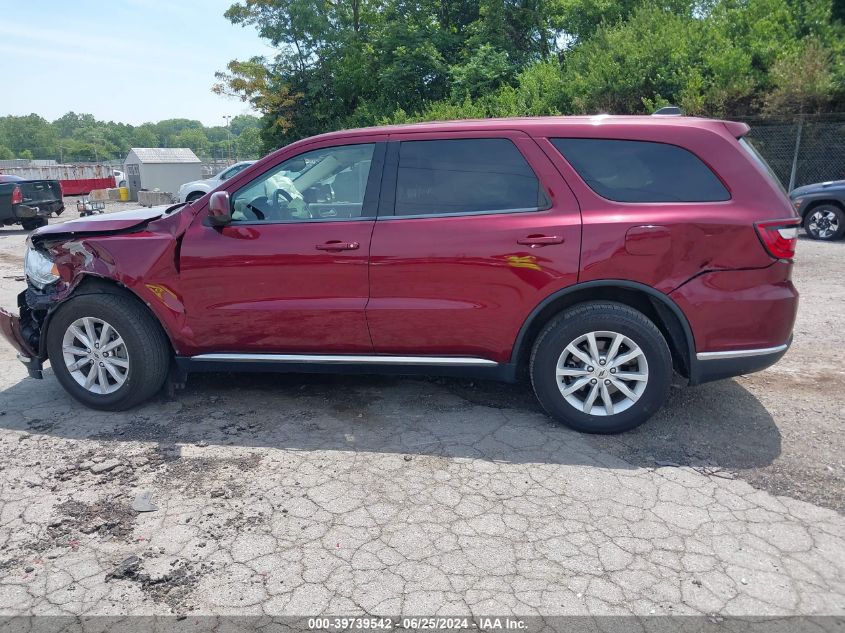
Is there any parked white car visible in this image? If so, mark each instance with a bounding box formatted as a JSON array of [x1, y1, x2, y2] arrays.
[[177, 161, 255, 203], [113, 170, 126, 187]]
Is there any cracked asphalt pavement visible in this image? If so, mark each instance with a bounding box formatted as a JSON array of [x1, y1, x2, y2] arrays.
[[0, 202, 843, 620]]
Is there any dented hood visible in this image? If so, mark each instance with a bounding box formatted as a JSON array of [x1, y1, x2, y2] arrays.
[[32, 205, 171, 240]]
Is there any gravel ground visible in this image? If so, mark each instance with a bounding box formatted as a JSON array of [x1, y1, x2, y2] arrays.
[[0, 199, 842, 620]]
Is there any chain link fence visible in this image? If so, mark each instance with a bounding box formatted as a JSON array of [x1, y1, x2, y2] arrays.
[[738, 113, 845, 191]]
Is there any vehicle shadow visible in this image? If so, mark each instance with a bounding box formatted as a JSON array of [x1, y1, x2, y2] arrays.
[[0, 370, 780, 471]]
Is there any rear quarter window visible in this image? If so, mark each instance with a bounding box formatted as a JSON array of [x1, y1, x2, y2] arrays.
[[551, 138, 730, 203]]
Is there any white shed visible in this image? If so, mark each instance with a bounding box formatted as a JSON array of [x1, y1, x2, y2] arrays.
[[124, 148, 202, 201]]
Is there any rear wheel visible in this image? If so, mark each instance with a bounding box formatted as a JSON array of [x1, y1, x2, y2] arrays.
[[186, 191, 204, 203], [21, 217, 47, 231], [530, 302, 672, 434], [804, 205, 845, 241], [46, 294, 170, 410]]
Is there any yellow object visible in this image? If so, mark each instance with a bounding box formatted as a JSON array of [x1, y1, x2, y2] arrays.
[[119, 187, 129, 201], [506, 255, 541, 271]]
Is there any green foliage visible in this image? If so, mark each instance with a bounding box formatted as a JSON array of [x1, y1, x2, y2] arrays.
[[450, 44, 513, 100], [0, 112, 262, 162], [218, 0, 844, 146], [218, 0, 560, 147], [237, 126, 263, 158]]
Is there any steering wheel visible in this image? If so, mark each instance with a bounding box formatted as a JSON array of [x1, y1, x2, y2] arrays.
[[273, 188, 311, 219], [245, 196, 268, 220]]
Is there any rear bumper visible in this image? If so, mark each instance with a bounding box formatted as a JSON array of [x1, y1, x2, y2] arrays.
[[14, 201, 65, 219], [689, 337, 791, 385], [0, 303, 43, 379], [671, 262, 797, 385]]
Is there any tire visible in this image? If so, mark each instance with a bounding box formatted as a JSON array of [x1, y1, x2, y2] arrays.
[[530, 302, 672, 434], [186, 191, 204, 202], [804, 205, 845, 241], [21, 217, 47, 231], [46, 293, 170, 411], [118, 180, 127, 188]]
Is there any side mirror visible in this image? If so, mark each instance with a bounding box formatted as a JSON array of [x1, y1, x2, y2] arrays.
[[207, 191, 232, 226]]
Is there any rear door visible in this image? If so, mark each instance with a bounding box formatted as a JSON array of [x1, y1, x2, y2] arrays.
[[366, 131, 582, 363]]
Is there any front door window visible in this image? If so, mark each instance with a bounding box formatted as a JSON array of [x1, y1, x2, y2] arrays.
[[230, 144, 376, 223]]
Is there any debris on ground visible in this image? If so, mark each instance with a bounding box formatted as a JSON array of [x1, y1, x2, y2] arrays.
[[131, 491, 158, 513]]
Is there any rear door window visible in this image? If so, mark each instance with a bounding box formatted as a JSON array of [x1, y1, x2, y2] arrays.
[[393, 138, 548, 216], [551, 138, 730, 203]]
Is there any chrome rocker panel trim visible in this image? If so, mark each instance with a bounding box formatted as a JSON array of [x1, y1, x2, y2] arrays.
[[690, 338, 791, 385], [191, 353, 498, 366], [696, 343, 789, 361]]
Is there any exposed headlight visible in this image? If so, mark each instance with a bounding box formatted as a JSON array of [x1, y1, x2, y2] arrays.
[[25, 246, 59, 289]]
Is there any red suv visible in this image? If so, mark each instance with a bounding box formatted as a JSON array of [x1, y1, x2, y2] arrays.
[[0, 116, 799, 433]]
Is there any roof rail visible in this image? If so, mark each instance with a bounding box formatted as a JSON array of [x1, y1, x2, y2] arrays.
[[653, 106, 683, 116]]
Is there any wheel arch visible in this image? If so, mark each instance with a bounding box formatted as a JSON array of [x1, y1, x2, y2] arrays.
[[39, 275, 175, 360], [511, 280, 696, 379]]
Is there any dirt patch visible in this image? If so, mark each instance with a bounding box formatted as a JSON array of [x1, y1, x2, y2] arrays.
[[105, 555, 212, 610], [154, 452, 264, 497], [53, 498, 138, 539]]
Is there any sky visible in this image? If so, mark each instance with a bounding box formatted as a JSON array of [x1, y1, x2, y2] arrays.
[[0, 0, 276, 126]]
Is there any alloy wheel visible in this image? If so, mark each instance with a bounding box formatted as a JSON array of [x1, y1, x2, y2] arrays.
[[807, 209, 840, 239], [61, 317, 130, 394], [555, 330, 649, 416]]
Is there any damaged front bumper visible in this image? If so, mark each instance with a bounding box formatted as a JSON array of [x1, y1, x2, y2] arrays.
[[0, 290, 45, 379]]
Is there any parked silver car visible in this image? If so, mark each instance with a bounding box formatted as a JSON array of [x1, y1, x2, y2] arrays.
[[177, 161, 255, 203]]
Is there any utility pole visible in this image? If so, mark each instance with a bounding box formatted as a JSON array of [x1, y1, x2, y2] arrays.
[[223, 115, 233, 164]]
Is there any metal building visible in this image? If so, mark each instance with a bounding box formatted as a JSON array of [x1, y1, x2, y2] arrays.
[[123, 148, 202, 201]]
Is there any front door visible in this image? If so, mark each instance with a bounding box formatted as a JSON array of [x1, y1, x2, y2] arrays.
[[179, 140, 384, 354]]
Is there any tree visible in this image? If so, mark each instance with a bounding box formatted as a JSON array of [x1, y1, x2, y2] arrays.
[[229, 114, 261, 136], [237, 126, 263, 158], [172, 128, 211, 157], [450, 44, 512, 100], [1, 114, 57, 159], [131, 125, 159, 148], [764, 38, 836, 114]]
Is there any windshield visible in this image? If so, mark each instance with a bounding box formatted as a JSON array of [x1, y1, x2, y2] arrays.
[[740, 138, 788, 196], [218, 162, 253, 180]]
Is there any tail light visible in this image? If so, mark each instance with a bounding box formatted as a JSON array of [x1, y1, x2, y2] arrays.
[[58, 181, 63, 196], [10, 186, 22, 205], [755, 219, 800, 260]]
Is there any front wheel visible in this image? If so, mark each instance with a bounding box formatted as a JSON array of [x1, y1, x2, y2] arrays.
[[804, 205, 845, 241], [530, 302, 672, 434], [46, 294, 170, 410]]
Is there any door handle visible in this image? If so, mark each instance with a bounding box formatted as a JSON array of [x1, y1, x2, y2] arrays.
[[517, 235, 564, 247], [316, 240, 360, 251]]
